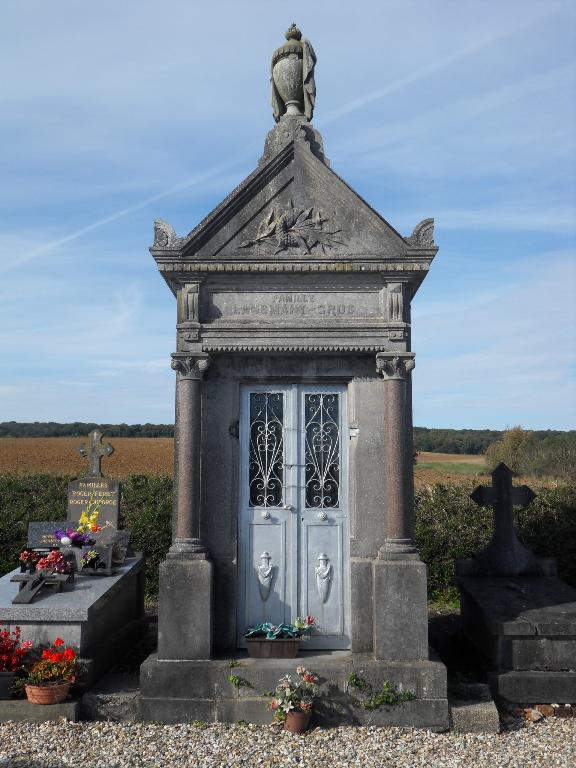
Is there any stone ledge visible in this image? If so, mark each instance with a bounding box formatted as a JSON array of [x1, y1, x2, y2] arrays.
[[139, 652, 449, 729], [492, 671, 576, 704], [0, 699, 80, 723], [449, 684, 500, 733]]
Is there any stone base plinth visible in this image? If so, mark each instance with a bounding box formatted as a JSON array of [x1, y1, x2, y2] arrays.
[[139, 651, 449, 730], [373, 558, 429, 660], [158, 557, 213, 660], [0, 556, 145, 690], [458, 575, 576, 704]]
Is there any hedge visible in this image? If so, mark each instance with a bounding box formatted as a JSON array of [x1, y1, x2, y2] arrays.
[[1, 474, 575, 603]]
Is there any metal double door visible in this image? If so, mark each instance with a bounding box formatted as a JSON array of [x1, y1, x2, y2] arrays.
[[238, 384, 349, 649]]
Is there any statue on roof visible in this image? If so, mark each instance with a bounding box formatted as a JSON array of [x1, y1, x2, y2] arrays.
[[271, 24, 316, 122]]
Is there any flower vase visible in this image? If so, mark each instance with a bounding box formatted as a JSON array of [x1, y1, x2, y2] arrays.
[[0, 671, 15, 700], [283, 710, 311, 733], [25, 680, 72, 705]]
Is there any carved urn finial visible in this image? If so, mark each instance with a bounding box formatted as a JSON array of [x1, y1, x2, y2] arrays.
[[271, 24, 316, 123]]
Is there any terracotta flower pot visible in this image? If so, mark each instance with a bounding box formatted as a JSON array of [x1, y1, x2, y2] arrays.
[[0, 671, 15, 700], [25, 680, 72, 705], [283, 710, 311, 733], [245, 639, 300, 658]]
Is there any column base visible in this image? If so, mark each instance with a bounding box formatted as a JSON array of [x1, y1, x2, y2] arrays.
[[373, 557, 429, 660], [157, 557, 213, 660], [378, 538, 419, 560], [167, 537, 208, 559]]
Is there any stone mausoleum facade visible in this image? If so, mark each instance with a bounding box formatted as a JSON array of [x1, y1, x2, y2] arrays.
[[140, 26, 448, 728]]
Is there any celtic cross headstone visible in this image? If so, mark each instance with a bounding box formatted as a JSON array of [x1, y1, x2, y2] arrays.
[[468, 462, 539, 576]]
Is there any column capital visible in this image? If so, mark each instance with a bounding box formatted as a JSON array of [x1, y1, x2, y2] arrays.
[[170, 353, 210, 380], [376, 352, 415, 381]]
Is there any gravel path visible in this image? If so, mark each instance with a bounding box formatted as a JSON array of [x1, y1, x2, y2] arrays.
[[1, 719, 575, 768]]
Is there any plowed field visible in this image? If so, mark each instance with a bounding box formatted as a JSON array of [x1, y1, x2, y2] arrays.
[[0, 437, 174, 477], [0, 438, 488, 485]]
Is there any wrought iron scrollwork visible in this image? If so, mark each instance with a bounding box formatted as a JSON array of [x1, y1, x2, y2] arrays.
[[249, 392, 284, 507], [304, 393, 340, 508]]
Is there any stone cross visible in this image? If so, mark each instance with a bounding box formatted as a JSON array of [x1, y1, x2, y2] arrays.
[[470, 462, 538, 576], [10, 571, 71, 604], [78, 430, 114, 477]]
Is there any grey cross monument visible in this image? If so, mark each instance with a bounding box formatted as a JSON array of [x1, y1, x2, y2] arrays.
[[468, 462, 539, 576], [78, 430, 114, 477]]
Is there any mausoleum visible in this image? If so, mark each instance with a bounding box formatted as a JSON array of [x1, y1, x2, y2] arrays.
[[140, 25, 448, 728]]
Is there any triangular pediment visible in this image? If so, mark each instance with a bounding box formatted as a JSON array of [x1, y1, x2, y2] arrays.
[[174, 140, 408, 261]]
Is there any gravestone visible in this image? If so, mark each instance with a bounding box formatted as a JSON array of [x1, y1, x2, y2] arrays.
[[0, 431, 144, 704], [140, 25, 448, 729], [67, 430, 120, 528], [456, 464, 576, 704], [26, 522, 62, 550]]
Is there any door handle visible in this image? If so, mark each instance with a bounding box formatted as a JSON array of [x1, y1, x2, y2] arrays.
[[283, 504, 293, 511]]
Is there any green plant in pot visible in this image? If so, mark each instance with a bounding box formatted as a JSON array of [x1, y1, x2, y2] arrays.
[[270, 666, 319, 733], [244, 616, 316, 658], [24, 638, 77, 705], [0, 625, 32, 700]]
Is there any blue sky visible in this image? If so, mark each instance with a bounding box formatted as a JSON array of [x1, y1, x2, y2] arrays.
[[1, 0, 575, 430]]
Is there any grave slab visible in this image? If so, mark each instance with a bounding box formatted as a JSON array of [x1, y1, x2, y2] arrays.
[[458, 577, 576, 703], [0, 556, 145, 689]]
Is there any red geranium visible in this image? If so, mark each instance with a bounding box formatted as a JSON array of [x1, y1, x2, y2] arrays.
[[26, 639, 77, 685], [0, 624, 33, 673]]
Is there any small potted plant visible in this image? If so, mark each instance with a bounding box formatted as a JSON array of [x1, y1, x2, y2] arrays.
[[24, 638, 77, 705], [270, 666, 319, 733], [0, 625, 32, 699], [244, 616, 316, 658]]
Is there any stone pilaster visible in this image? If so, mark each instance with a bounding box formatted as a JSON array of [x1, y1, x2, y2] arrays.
[[375, 352, 416, 558]]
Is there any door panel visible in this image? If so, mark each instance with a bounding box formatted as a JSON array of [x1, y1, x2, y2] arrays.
[[244, 518, 289, 627], [238, 384, 349, 649]]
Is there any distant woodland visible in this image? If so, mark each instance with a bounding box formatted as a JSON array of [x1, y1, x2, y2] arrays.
[[1, 421, 573, 456]]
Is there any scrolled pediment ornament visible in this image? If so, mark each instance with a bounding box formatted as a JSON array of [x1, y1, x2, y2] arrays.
[[376, 353, 415, 381], [240, 199, 342, 255], [153, 219, 184, 250], [170, 354, 210, 380], [407, 218, 435, 247]]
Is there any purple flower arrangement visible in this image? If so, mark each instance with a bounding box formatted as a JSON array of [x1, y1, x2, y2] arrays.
[[54, 528, 95, 548]]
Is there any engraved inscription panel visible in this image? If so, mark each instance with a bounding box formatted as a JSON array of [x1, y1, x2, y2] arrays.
[[205, 291, 380, 321]]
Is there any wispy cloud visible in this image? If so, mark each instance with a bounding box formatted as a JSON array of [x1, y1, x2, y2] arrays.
[[0, 158, 249, 275], [322, 2, 569, 125]]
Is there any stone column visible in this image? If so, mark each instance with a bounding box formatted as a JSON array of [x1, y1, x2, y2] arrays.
[[373, 352, 428, 661], [375, 352, 416, 557], [157, 352, 213, 661], [169, 352, 210, 557]]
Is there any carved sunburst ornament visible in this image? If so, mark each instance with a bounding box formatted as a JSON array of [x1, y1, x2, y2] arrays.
[[240, 200, 342, 255]]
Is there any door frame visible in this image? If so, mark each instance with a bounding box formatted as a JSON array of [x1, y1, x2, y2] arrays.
[[236, 382, 350, 649]]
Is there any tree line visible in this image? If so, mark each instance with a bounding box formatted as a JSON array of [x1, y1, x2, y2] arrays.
[[0, 422, 174, 438], [1, 422, 573, 457]]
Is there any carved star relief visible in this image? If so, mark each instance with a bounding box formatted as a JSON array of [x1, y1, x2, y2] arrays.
[[240, 199, 343, 255]]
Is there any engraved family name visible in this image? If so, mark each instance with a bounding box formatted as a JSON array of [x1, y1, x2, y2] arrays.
[[67, 478, 120, 528], [208, 291, 379, 320]]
